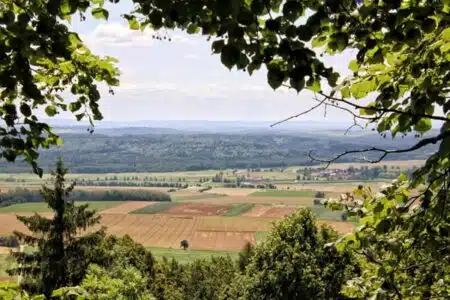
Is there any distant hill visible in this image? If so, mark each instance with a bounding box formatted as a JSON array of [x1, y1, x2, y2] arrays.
[[0, 127, 436, 173]]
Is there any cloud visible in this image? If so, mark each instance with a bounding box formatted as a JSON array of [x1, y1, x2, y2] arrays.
[[83, 23, 195, 48]]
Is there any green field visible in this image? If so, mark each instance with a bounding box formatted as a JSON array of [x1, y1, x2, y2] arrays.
[[250, 190, 316, 197], [148, 247, 238, 264], [224, 203, 255, 216], [0, 201, 125, 213], [131, 202, 179, 214]]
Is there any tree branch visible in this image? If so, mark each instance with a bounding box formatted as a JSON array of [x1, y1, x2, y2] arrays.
[[309, 130, 450, 168], [270, 96, 327, 127], [318, 92, 449, 123]]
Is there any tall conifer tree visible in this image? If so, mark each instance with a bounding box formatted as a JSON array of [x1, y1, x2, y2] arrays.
[[8, 159, 106, 298]]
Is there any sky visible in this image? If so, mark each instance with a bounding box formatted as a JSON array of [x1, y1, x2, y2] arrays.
[[62, 2, 357, 124]]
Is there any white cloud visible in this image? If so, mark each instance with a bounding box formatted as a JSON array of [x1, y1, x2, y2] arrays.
[[83, 23, 196, 48]]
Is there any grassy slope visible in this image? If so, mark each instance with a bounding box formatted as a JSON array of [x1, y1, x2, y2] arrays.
[[148, 247, 238, 264], [250, 189, 316, 197], [0, 201, 125, 213]]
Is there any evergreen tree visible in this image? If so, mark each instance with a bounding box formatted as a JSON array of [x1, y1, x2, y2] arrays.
[[8, 160, 106, 298]]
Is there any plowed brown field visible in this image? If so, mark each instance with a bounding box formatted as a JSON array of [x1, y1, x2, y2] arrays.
[[164, 203, 231, 216], [100, 201, 154, 214]]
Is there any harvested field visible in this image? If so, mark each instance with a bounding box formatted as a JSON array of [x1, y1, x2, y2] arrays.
[[0, 212, 354, 250], [204, 188, 258, 196], [186, 195, 313, 205], [97, 214, 265, 250], [243, 205, 297, 218], [164, 203, 232, 216], [100, 201, 154, 214], [250, 190, 315, 197]]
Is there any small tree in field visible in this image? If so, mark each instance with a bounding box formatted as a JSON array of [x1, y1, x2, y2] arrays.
[[180, 240, 189, 250], [8, 160, 106, 298]]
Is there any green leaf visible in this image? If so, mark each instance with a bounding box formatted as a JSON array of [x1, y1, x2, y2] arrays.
[[267, 66, 285, 90], [311, 36, 327, 48], [306, 77, 321, 92], [127, 17, 140, 30], [441, 28, 450, 41], [360, 107, 376, 116], [187, 23, 199, 34], [68, 33, 82, 48], [45, 106, 57, 117], [341, 87, 351, 98], [91, 8, 109, 20], [348, 60, 359, 72], [414, 118, 432, 134], [20, 103, 32, 117], [212, 40, 225, 54], [221, 44, 240, 69], [289, 78, 305, 92]]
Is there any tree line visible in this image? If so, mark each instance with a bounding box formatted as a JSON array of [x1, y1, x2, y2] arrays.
[[0, 187, 171, 207]]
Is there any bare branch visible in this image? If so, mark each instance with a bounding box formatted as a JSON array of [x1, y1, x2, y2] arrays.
[[318, 92, 449, 123], [309, 130, 450, 168], [270, 96, 327, 127]]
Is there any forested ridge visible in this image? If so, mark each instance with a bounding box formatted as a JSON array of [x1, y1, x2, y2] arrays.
[[0, 131, 435, 173]]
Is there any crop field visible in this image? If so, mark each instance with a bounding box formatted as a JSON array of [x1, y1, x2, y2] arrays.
[[250, 190, 316, 197], [100, 201, 154, 214], [243, 205, 296, 217], [224, 204, 255, 217], [163, 203, 231, 216], [171, 192, 226, 201], [185, 195, 314, 205], [0, 201, 125, 213], [0, 211, 354, 251], [131, 202, 179, 214], [203, 188, 259, 196]]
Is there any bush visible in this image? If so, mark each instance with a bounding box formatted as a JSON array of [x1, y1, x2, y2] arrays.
[[314, 191, 326, 198], [313, 198, 323, 205]]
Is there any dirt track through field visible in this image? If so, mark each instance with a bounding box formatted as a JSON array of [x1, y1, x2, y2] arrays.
[[100, 201, 154, 214]]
